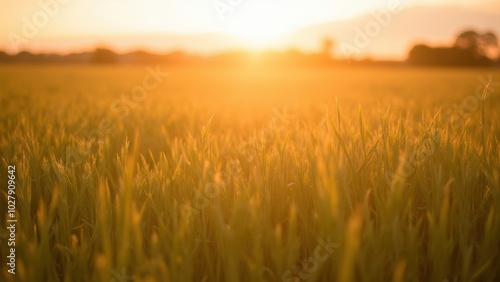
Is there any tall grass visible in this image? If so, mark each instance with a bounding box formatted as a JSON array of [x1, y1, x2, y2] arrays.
[[0, 66, 499, 281]]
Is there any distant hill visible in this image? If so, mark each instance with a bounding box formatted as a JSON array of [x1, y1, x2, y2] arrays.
[[274, 6, 500, 59]]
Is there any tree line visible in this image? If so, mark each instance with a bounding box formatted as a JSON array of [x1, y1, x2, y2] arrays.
[[1, 30, 498, 67], [408, 30, 499, 66]]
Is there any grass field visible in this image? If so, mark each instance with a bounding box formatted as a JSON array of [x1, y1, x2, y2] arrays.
[[1, 65, 500, 281]]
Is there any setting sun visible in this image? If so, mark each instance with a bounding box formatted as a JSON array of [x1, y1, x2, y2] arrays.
[[212, 0, 394, 48], [218, 1, 311, 47], [225, 19, 295, 47]]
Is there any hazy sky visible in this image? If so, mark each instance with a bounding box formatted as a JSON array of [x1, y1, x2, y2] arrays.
[[1, 0, 499, 54]]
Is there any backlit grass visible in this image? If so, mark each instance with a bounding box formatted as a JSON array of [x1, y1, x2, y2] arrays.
[[0, 65, 499, 281]]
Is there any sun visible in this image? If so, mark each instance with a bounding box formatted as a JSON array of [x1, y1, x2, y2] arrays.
[[227, 22, 293, 47], [214, 1, 384, 49], [221, 2, 304, 48]]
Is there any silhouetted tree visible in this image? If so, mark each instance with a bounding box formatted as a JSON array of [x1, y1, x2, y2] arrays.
[[455, 30, 499, 58], [0, 51, 9, 63], [321, 38, 334, 59], [91, 48, 118, 64], [408, 44, 433, 65], [408, 30, 498, 66]]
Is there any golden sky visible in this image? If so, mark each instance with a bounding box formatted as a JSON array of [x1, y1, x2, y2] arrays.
[[1, 0, 499, 56]]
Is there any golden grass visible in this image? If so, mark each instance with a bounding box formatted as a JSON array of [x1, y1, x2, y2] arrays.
[[0, 65, 499, 281]]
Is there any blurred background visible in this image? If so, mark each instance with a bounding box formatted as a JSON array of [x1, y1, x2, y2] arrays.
[[1, 0, 499, 66]]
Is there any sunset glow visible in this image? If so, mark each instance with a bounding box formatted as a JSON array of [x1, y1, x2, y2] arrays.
[[2, 0, 500, 281], [219, 2, 376, 47], [0, 0, 499, 56]]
